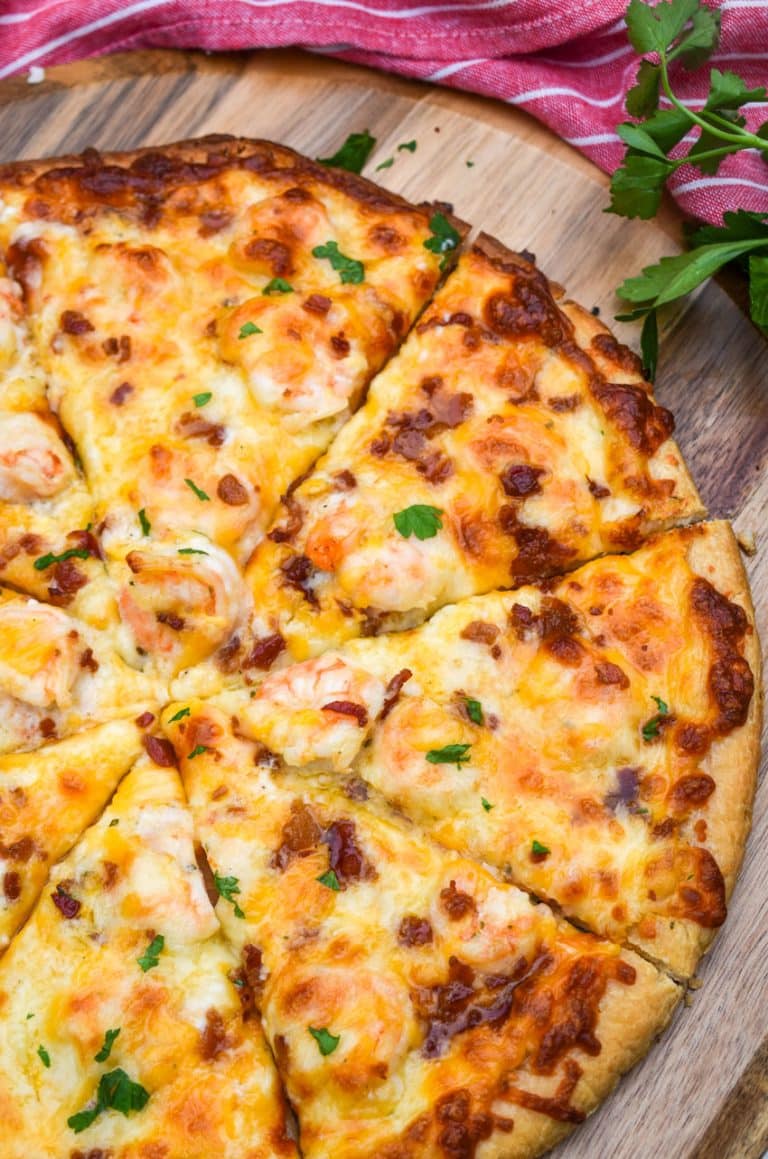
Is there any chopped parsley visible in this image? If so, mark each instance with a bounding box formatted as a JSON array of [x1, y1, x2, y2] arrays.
[[25, 1013, 34, 1020], [108, 819, 119, 827], [398, 139, 417, 153], [426, 743, 471, 768], [168, 706, 190, 723], [642, 695, 670, 742], [262, 277, 294, 295], [312, 241, 365, 285], [393, 504, 443, 540], [183, 478, 210, 502], [193, 391, 212, 407], [465, 698, 484, 725], [214, 872, 245, 919], [37, 1045, 51, 1068], [375, 158, 394, 171], [481, 797, 494, 813], [532, 840, 551, 857], [138, 507, 151, 536], [137, 934, 164, 973], [308, 1026, 340, 1056], [238, 321, 263, 339], [33, 548, 90, 571], [67, 1068, 150, 1134], [316, 869, 341, 892], [178, 547, 209, 555], [94, 1028, 121, 1063], [317, 129, 376, 174], [188, 744, 208, 759], [466, 160, 475, 168], [423, 212, 461, 270]]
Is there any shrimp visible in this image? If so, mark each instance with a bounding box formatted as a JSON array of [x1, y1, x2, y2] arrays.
[[303, 494, 361, 572], [336, 531, 458, 615], [270, 962, 413, 1093], [220, 290, 375, 430], [430, 871, 549, 972], [241, 653, 385, 770], [115, 543, 249, 672], [0, 411, 75, 504], [0, 600, 81, 709]]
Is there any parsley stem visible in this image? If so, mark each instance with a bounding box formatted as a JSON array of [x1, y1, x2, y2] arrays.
[[669, 144, 747, 168], [659, 53, 768, 151]]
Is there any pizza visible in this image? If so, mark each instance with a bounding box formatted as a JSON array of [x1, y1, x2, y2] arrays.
[[0, 134, 761, 1159]]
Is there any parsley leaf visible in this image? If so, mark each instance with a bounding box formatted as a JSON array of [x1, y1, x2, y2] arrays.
[[465, 698, 484, 725], [94, 1027, 121, 1063], [426, 743, 471, 767], [214, 872, 245, 919], [316, 869, 341, 891], [68, 1068, 150, 1134], [137, 934, 164, 973], [238, 321, 263, 339], [423, 212, 460, 270], [607, 154, 674, 219], [168, 706, 190, 722], [137, 508, 151, 536], [183, 478, 210, 502], [317, 130, 376, 173], [375, 157, 394, 171], [178, 547, 209, 555], [312, 241, 365, 285], [531, 839, 551, 856], [642, 695, 670, 742], [193, 391, 212, 407], [481, 797, 494, 812], [398, 139, 417, 153], [640, 310, 659, 382], [33, 548, 90, 571], [308, 1026, 340, 1055], [188, 744, 208, 759], [262, 277, 294, 295], [37, 1044, 51, 1068], [393, 504, 443, 540]]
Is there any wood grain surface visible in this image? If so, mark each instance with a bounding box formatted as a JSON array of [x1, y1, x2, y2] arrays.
[[1, 47, 766, 1159]]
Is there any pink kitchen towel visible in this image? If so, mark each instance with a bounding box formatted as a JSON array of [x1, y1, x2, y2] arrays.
[[0, 0, 766, 225]]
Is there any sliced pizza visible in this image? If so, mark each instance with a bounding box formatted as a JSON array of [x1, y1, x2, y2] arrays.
[[0, 587, 164, 753], [164, 699, 679, 1159], [0, 136, 459, 676], [226, 522, 759, 978], [0, 752, 297, 1159], [239, 236, 703, 673], [0, 717, 144, 952]]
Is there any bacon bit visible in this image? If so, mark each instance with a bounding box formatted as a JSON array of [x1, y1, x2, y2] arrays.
[[39, 717, 57, 738], [270, 801, 321, 870], [79, 647, 99, 673], [324, 819, 378, 886], [302, 293, 332, 316], [217, 473, 249, 505], [587, 477, 611, 499], [156, 610, 185, 631], [135, 711, 155, 728], [194, 842, 219, 907], [380, 668, 412, 720], [109, 381, 134, 405], [549, 394, 581, 412], [280, 554, 319, 606], [3, 872, 21, 901], [243, 633, 285, 670], [200, 1009, 231, 1060], [216, 634, 241, 673], [51, 884, 81, 918], [330, 332, 351, 358], [60, 309, 94, 335], [1, 836, 34, 862], [332, 469, 356, 491], [175, 410, 226, 447], [500, 464, 544, 498], [67, 528, 103, 560], [267, 495, 303, 543], [322, 700, 368, 727], [398, 915, 434, 947], [440, 880, 476, 920], [102, 861, 119, 890], [143, 734, 177, 767], [594, 661, 629, 689], [47, 559, 88, 604]]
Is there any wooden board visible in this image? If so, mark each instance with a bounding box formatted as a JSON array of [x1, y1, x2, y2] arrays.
[[1, 47, 766, 1159]]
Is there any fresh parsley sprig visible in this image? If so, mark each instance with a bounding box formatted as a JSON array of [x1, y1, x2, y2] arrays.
[[607, 0, 768, 377]]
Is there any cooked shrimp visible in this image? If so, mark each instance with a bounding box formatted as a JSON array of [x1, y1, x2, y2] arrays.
[[220, 291, 372, 429], [116, 543, 248, 671], [0, 600, 80, 709], [336, 531, 458, 615], [303, 494, 361, 572], [0, 411, 76, 503], [430, 871, 547, 972], [270, 962, 413, 1092], [366, 693, 475, 799], [241, 653, 385, 770]]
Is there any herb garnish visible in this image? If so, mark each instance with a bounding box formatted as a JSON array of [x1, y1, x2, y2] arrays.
[[37, 1045, 51, 1068], [94, 1028, 121, 1063], [308, 1026, 340, 1056], [481, 797, 494, 812], [465, 698, 484, 725], [398, 139, 417, 153], [531, 840, 551, 857], [193, 391, 212, 407], [262, 278, 294, 295], [393, 504, 443, 540], [642, 695, 670, 741], [317, 130, 376, 173], [183, 478, 210, 502], [168, 706, 190, 723], [426, 743, 472, 767], [423, 212, 461, 270], [312, 241, 365, 285], [67, 1068, 150, 1134], [238, 321, 263, 339], [214, 872, 245, 919], [316, 869, 341, 891], [188, 744, 208, 759], [137, 934, 164, 973], [375, 158, 394, 171], [33, 548, 90, 571], [137, 508, 151, 536], [178, 547, 209, 555]]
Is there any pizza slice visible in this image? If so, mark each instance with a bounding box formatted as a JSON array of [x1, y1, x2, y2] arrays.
[[240, 237, 702, 674], [0, 137, 459, 676], [225, 522, 759, 978], [0, 751, 297, 1159], [0, 588, 164, 754], [0, 717, 144, 952], [0, 257, 109, 622], [164, 700, 679, 1159]]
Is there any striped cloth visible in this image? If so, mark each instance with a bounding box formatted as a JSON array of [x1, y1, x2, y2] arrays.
[[1, 0, 766, 225]]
